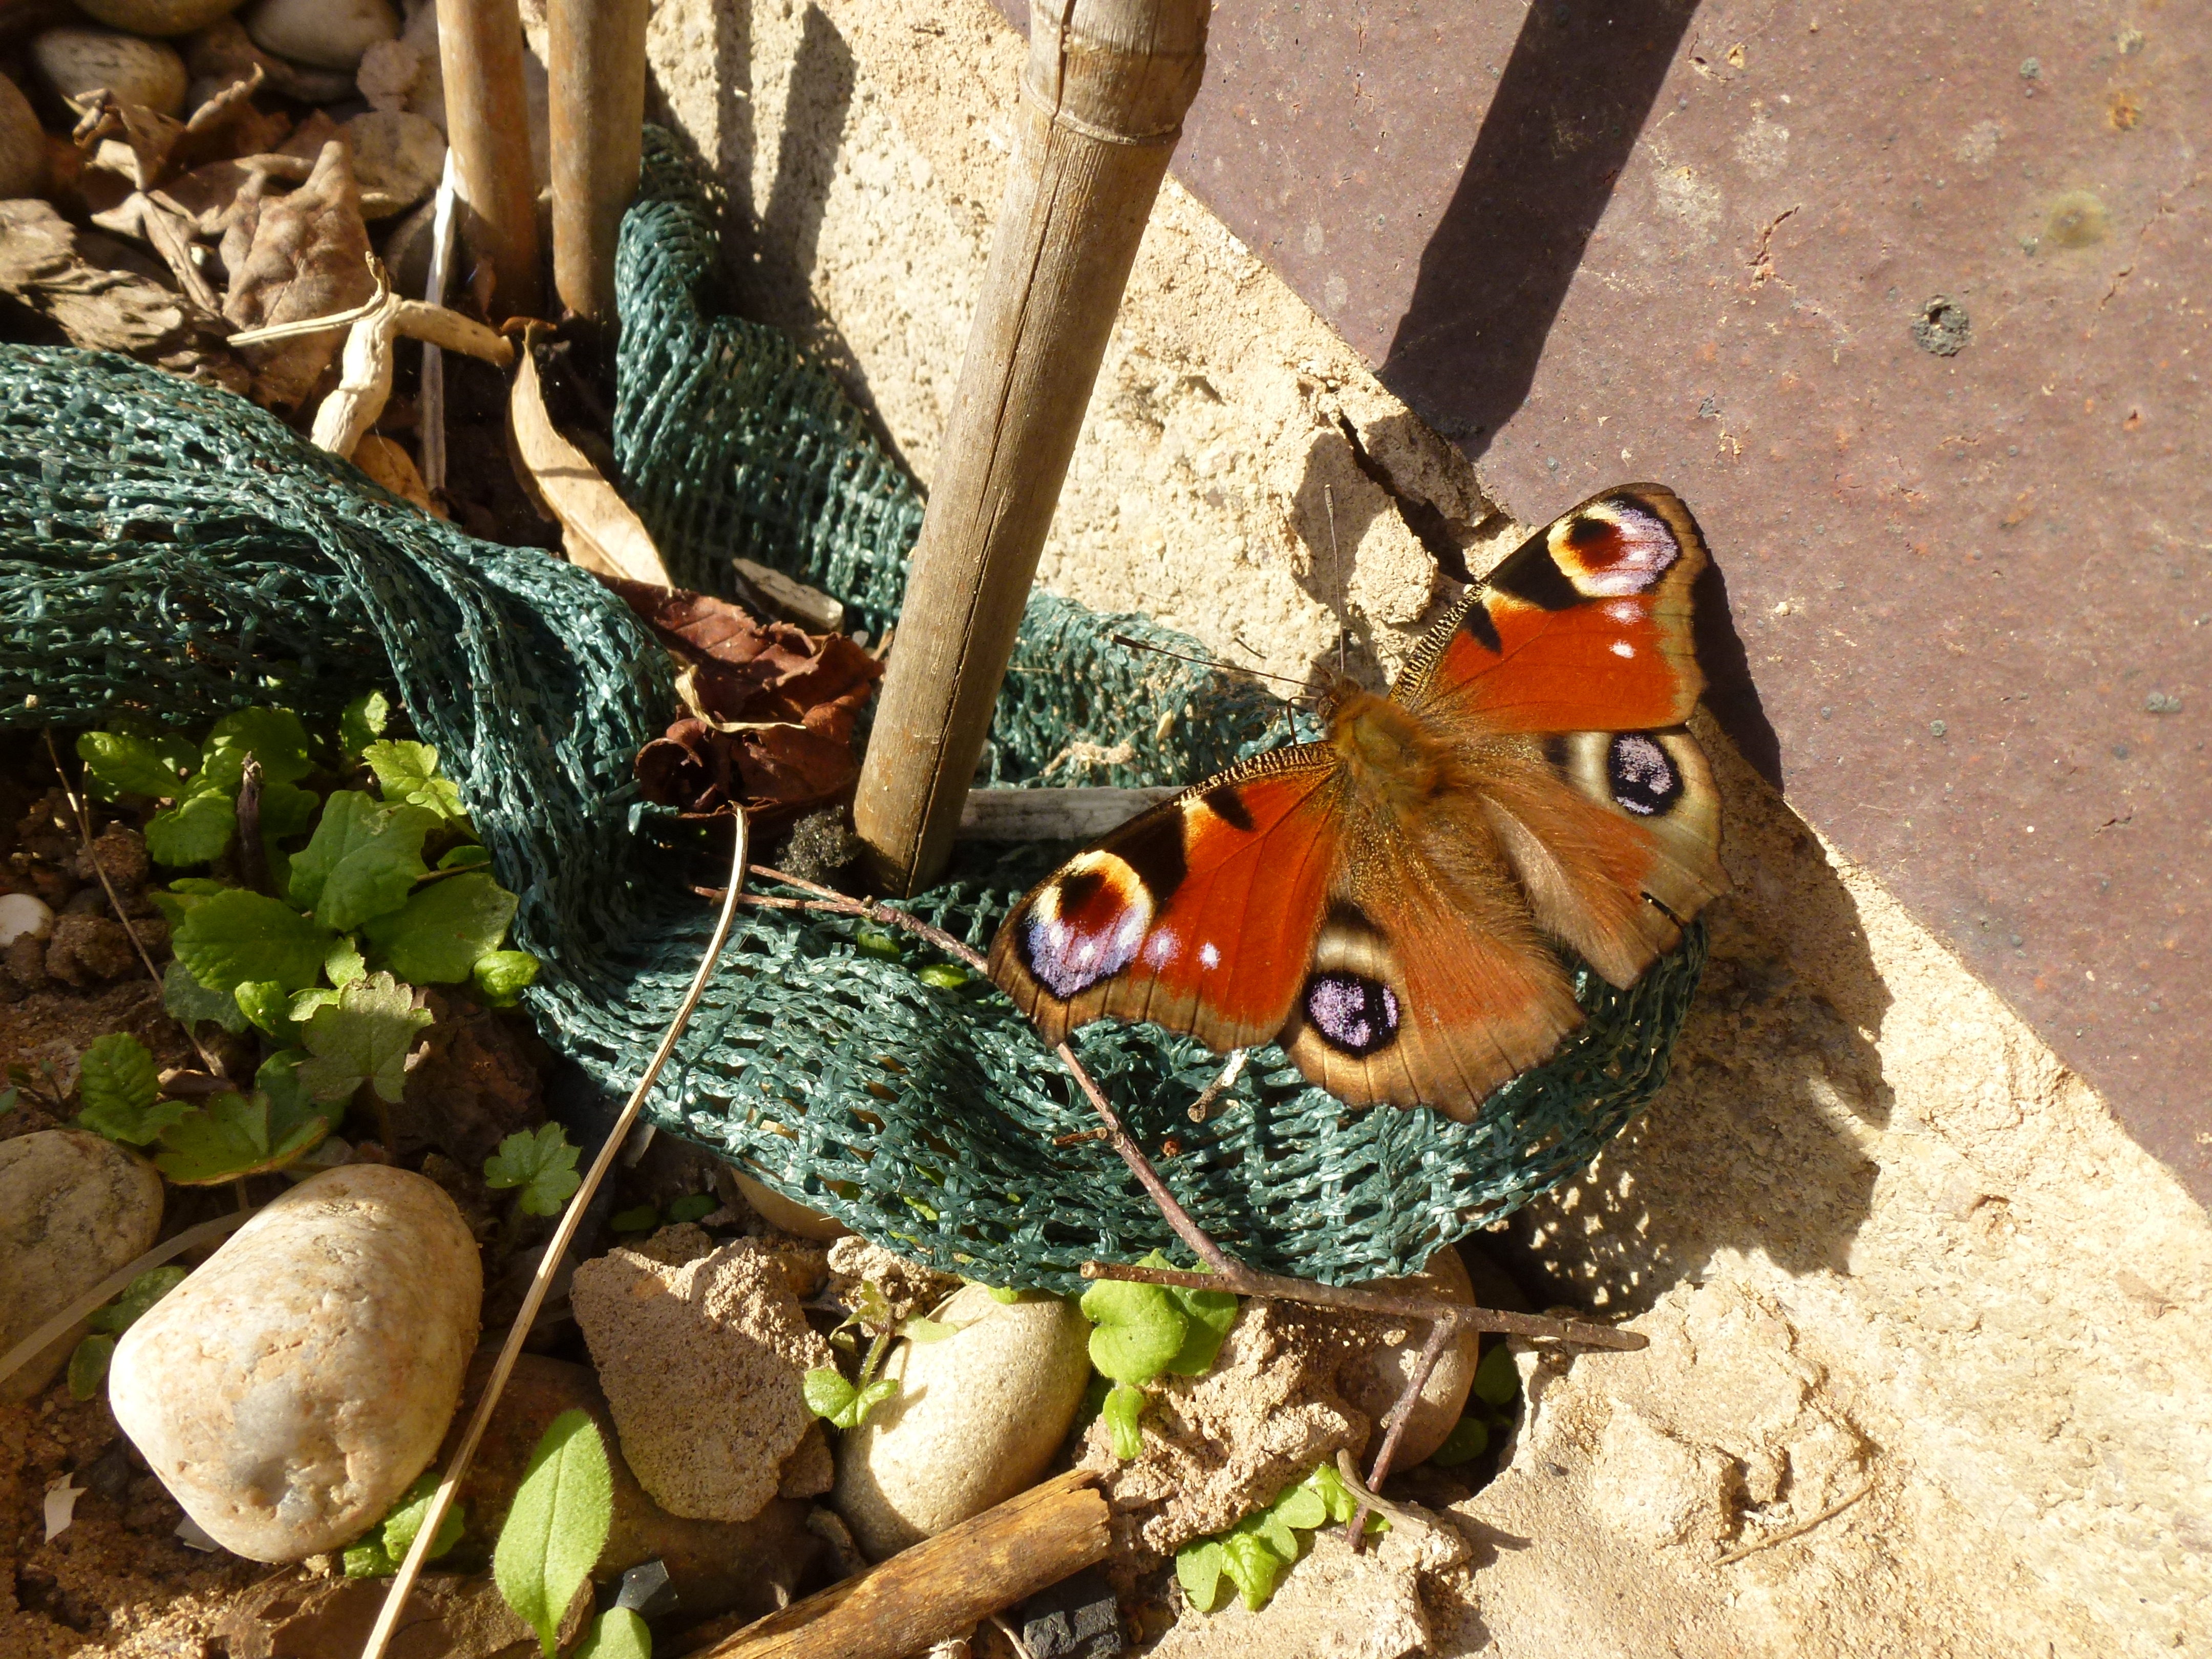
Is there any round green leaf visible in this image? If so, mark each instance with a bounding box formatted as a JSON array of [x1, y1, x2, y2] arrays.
[[172, 888, 336, 995], [1079, 1277, 1189, 1384], [361, 871, 518, 985], [1473, 1341, 1520, 1408]]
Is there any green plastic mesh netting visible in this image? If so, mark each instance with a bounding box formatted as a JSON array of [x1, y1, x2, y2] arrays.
[[0, 131, 1703, 1293]]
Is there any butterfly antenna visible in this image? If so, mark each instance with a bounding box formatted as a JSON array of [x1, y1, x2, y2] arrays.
[[1323, 483, 1347, 679], [1109, 633, 1316, 698]]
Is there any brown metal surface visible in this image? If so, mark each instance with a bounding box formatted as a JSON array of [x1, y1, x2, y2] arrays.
[[997, 0, 2210, 1199]]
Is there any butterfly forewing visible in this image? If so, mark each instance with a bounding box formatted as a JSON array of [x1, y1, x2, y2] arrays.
[[987, 747, 1346, 1052]]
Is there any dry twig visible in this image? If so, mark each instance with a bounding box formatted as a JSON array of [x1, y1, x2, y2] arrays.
[[1714, 1483, 1875, 1566], [0, 1210, 254, 1388]]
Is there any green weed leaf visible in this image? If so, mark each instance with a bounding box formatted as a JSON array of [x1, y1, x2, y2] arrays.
[[257, 779, 321, 840], [76, 731, 187, 798], [1133, 1252, 1238, 1376], [438, 843, 492, 871], [204, 707, 314, 786], [802, 1368, 857, 1422], [902, 1316, 960, 1344], [1269, 1481, 1328, 1530], [1079, 1277, 1188, 1385], [362, 739, 468, 824], [88, 1265, 188, 1335], [609, 1204, 659, 1234], [154, 1089, 330, 1184], [74, 1034, 185, 1145], [484, 1123, 581, 1217], [295, 971, 432, 1104], [1473, 1342, 1519, 1408], [232, 978, 300, 1043], [472, 948, 539, 1008], [916, 963, 967, 989], [172, 888, 335, 995], [163, 960, 251, 1034], [145, 785, 236, 866], [324, 935, 367, 988], [1303, 1459, 1359, 1526], [338, 690, 390, 759], [665, 1193, 714, 1224], [1430, 1414, 1490, 1466], [1219, 1527, 1287, 1610], [575, 1607, 652, 1659], [287, 791, 437, 931], [1177, 1538, 1226, 1613], [68, 1334, 114, 1399], [986, 1285, 1023, 1305], [1102, 1381, 1147, 1459], [852, 922, 901, 960], [362, 871, 517, 985], [493, 1410, 613, 1658]]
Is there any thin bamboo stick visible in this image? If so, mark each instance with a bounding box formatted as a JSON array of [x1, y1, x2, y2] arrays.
[[548, 0, 649, 328], [436, 0, 542, 320], [851, 0, 1210, 895]]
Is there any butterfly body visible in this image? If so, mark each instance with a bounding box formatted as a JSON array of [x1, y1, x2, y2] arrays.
[[988, 485, 1729, 1122]]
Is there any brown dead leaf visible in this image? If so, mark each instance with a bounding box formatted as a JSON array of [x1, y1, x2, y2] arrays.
[[603, 580, 882, 742], [223, 139, 375, 410], [0, 199, 246, 393], [186, 18, 354, 106], [610, 581, 882, 823], [90, 192, 220, 312], [72, 91, 184, 193], [509, 347, 672, 585]]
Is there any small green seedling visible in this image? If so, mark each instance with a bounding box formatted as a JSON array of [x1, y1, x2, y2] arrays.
[[485, 1124, 583, 1218], [342, 1470, 466, 1578], [852, 922, 902, 961], [1175, 1460, 1384, 1614], [575, 1607, 652, 1659], [67, 1265, 187, 1398], [1430, 1337, 1523, 1468], [610, 1204, 660, 1235], [152, 1087, 332, 1185], [494, 1410, 613, 1657], [1078, 1253, 1237, 1458], [803, 1366, 898, 1429], [74, 1034, 189, 1145], [338, 690, 390, 760], [665, 1193, 715, 1224]]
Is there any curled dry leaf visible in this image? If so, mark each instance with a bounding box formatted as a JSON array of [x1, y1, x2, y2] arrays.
[[508, 346, 671, 585], [70, 69, 285, 194], [354, 434, 443, 516], [308, 290, 398, 458], [90, 190, 220, 311], [0, 199, 246, 393], [222, 139, 375, 410], [610, 581, 885, 823]]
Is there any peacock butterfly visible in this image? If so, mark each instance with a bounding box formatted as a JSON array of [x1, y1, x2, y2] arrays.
[[986, 485, 1728, 1122]]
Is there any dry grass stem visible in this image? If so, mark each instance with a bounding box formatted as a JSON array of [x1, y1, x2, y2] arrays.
[[358, 809, 754, 1659]]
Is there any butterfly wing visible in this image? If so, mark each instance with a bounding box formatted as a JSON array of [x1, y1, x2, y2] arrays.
[[1398, 485, 1727, 989], [987, 747, 1345, 1052]]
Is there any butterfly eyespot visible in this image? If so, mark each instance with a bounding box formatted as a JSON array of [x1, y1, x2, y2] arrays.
[[1015, 851, 1154, 997], [1303, 970, 1401, 1057], [1608, 733, 1682, 816], [1552, 501, 1681, 597]]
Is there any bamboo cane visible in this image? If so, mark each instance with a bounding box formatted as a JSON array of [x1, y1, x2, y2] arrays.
[[548, 0, 649, 328], [436, 0, 542, 320], [851, 0, 1209, 895]]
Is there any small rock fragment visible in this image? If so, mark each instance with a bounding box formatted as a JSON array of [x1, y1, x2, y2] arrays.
[[76, 825, 150, 891], [571, 1238, 835, 1524], [340, 108, 443, 218], [31, 27, 190, 117], [835, 1283, 1094, 1560], [186, 16, 354, 103], [0, 891, 55, 948], [729, 1167, 850, 1242], [826, 1232, 956, 1326], [109, 1164, 482, 1560], [356, 37, 421, 112], [0, 1129, 164, 1402], [0, 73, 44, 199], [241, 0, 398, 72], [74, 0, 246, 38]]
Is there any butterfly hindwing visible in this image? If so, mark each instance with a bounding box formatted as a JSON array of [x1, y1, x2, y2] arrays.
[[988, 748, 1344, 1052], [1398, 484, 1709, 733]]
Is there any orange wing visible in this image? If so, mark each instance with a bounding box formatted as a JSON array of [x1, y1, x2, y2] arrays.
[[1397, 484, 1708, 732], [988, 748, 1345, 1053]]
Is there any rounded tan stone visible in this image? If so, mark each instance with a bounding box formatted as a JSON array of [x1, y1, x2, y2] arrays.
[[240, 0, 396, 73], [1334, 1245, 1480, 1468], [109, 1164, 481, 1561], [834, 1282, 1093, 1560], [729, 1169, 849, 1243], [71, 0, 243, 38], [0, 1130, 163, 1403], [30, 28, 188, 116]]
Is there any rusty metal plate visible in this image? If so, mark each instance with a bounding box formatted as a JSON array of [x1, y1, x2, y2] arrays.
[[994, 0, 2210, 1200]]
